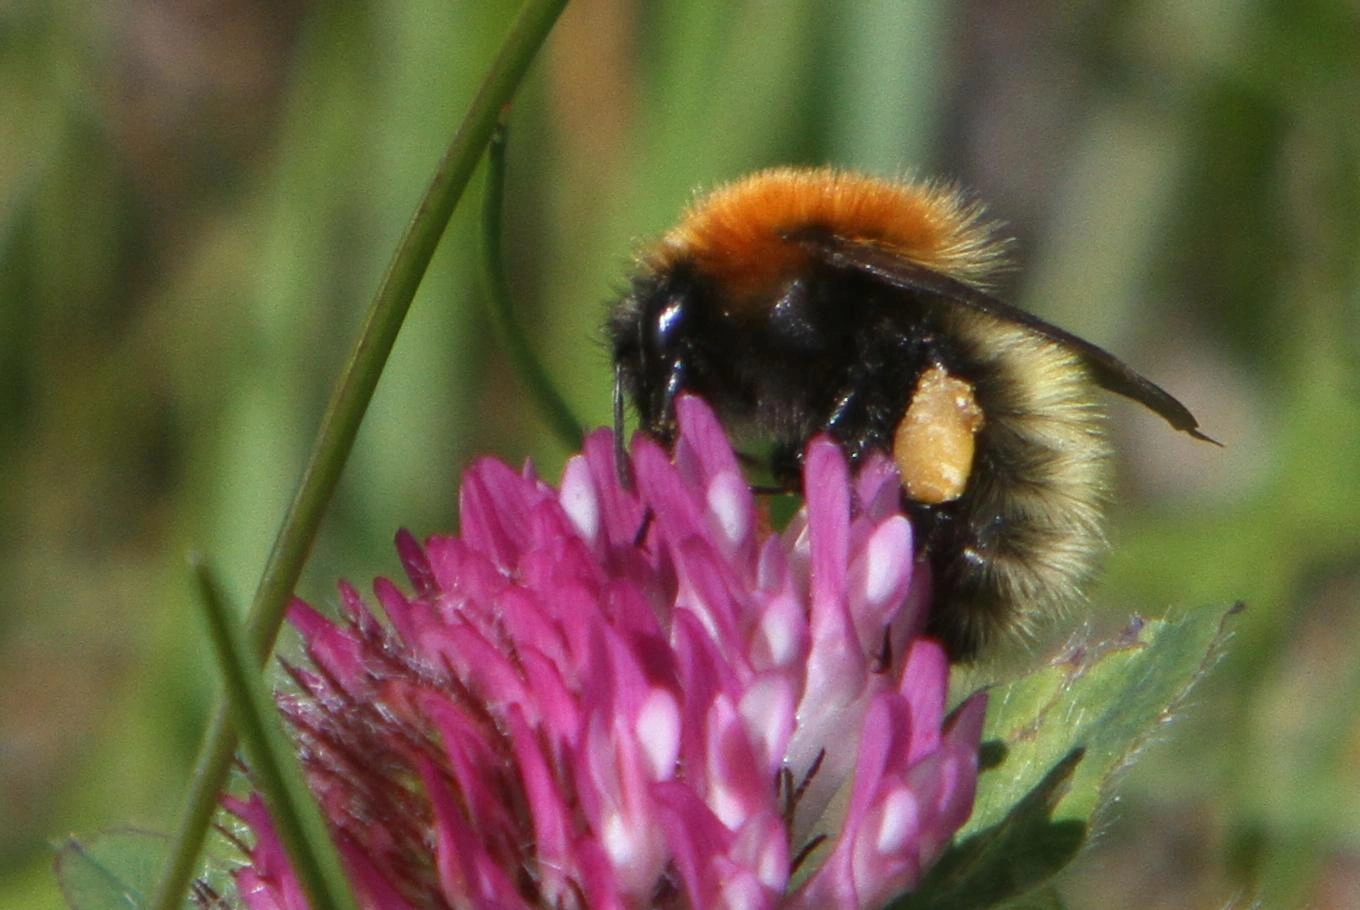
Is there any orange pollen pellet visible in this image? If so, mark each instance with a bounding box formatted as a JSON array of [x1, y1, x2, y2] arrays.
[[893, 364, 985, 504]]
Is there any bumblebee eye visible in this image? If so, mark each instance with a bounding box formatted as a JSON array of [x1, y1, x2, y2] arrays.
[[653, 296, 686, 342], [643, 288, 690, 351], [893, 363, 984, 505]]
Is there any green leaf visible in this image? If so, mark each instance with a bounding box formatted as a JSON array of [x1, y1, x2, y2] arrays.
[[897, 603, 1242, 909], [55, 830, 166, 910], [57, 828, 241, 910], [977, 603, 1242, 831]]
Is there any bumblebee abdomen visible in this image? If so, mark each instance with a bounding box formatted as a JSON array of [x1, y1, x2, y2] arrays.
[[923, 312, 1110, 657]]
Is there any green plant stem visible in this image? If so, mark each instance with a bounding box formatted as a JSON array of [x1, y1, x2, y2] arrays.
[[148, 3, 568, 908], [191, 556, 359, 910], [479, 118, 586, 450]]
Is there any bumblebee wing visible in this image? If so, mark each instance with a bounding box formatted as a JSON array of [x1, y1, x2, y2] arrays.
[[801, 233, 1218, 444]]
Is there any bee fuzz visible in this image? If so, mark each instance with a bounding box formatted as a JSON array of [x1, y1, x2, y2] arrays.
[[894, 364, 984, 504]]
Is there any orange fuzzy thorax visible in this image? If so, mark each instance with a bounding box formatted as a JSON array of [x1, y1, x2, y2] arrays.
[[652, 167, 1006, 305]]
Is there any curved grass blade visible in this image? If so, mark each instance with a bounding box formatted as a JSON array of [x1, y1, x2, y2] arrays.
[[479, 117, 585, 449], [191, 556, 358, 910], [148, 3, 569, 908]]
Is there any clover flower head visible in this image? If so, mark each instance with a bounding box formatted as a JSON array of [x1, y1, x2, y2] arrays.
[[230, 396, 985, 909]]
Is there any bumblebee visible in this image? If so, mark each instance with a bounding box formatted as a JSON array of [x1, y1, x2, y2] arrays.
[[608, 167, 1211, 659]]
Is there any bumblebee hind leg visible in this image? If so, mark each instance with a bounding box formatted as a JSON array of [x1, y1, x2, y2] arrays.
[[907, 501, 1012, 661]]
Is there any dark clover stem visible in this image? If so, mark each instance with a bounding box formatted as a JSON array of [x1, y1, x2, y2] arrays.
[[191, 555, 360, 910], [149, 3, 569, 909], [479, 117, 586, 450]]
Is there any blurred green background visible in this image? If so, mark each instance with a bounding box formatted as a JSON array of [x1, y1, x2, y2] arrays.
[[3, 1, 1358, 907]]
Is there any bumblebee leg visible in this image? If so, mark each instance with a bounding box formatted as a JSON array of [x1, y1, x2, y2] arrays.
[[825, 381, 861, 431], [613, 362, 634, 489], [822, 373, 884, 464], [921, 507, 1010, 661], [644, 355, 687, 446]]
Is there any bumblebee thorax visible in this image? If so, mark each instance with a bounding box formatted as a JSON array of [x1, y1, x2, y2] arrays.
[[650, 166, 1006, 310]]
